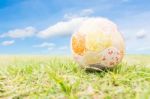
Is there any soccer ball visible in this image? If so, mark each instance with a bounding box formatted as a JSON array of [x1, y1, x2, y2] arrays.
[[71, 17, 125, 70]]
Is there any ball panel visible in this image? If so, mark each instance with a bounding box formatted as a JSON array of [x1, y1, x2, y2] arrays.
[[99, 47, 121, 67], [72, 33, 86, 55], [82, 51, 101, 65], [86, 32, 112, 52]]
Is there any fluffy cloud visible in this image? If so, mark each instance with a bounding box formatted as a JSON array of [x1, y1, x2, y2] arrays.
[[136, 29, 147, 39], [37, 8, 94, 39], [33, 42, 69, 51], [80, 9, 94, 16], [33, 42, 55, 50], [37, 17, 87, 38], [38, 16, 117, 39], [136, 47, 150, 51], [33, 42, 55, 48], [1, 40, 15, 46], [0, 26, 36, 39], [64, 8, 94, 19], [58, 46, 68, 50]]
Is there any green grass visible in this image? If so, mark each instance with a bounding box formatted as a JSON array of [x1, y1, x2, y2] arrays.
[[0, 55, 150, 99]]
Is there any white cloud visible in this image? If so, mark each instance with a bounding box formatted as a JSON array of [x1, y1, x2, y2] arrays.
[[0, 26, 36, 39], [136, 47, 150, 51], [47, 47, 54, 50], [136, 29, 147, 39], [33, 42, 55, 48], [58, 46, 68, 50], [33, 42, 55, 50], [33, 42, 69, 51], [37, 16, 118, 39], [1, 40, 15, 46], [64, 8, 94, 19], [37, 17, 87, 38], [81, 9, 94, 15]]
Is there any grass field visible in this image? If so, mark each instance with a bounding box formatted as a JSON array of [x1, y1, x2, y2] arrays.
[[0, 55, 150, 99]]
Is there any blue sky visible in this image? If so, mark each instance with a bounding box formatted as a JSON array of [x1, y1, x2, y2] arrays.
[[0, 0, 150, 55]]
